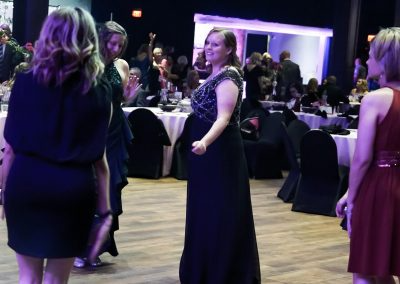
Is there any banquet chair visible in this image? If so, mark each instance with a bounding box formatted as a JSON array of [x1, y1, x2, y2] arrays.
[[292, 130, 347, 216], [347, 116, 359, 129], [147, 95, 161, 107], [170, 113, 194, 180], [243, 111, 284, 179], [127, 108, 171, 179], [282, 108, 298, 126], [287, 119, 310, 159], [277, 122, 300, 202]]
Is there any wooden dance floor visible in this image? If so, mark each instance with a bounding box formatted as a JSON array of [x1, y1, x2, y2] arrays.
[[0, 176, 352, 283]]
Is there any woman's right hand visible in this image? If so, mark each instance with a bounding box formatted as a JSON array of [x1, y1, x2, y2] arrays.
[[335, 193, 348, 218]]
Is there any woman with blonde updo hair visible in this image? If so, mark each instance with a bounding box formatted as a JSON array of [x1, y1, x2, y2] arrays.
[[2, 7, 112, 283], [336, 27, 400, 284]]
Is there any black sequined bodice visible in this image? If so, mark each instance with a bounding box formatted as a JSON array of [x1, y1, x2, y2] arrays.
[[191, 67, 243, 125]]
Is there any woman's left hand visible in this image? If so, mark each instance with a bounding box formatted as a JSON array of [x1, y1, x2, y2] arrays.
[[124, 75, 142, 104], [192, 140, 207, 155]]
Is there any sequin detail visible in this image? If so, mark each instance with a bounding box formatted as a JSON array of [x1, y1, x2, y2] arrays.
[[374, 150, 400, 168], [191, 67, 243, 125], [104, 62, 124, 106]]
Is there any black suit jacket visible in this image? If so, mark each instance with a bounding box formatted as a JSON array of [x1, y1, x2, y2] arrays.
[[0, 43, 23, 83], [280, 59, 301, 87]]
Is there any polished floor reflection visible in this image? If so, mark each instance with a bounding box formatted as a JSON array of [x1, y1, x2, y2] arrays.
[[0, 176, 351, 284]]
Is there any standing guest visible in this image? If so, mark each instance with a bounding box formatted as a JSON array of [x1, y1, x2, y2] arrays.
[[353, 57, 367, 86], [336, 27, 400, 284], [0, 28, 24, 83], [179, 28, 261, 284], [74, 20, 140, 268], [278, 50, 302, 101], [129, 32, 156, 90], [1, 7, 112, 283]]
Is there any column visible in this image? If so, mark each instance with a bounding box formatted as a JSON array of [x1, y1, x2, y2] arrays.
[[12, 0, 49, 44]]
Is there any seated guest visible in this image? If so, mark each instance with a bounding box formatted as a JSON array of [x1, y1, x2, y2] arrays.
[[349, 78, 368, 102], [183, 69, 200, 98], [125, 67, 149, 107], [286, 82, 303, 112], [325, 75, 349, 107], [193, 50, 210, 79], [301, 78, 320, 107]]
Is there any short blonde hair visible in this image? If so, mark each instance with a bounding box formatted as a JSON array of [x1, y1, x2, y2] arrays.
[[370, 27, 400, 82], [31, 7, 103, 94]]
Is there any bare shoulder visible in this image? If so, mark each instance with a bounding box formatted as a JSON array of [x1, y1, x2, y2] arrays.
[[114, 58, 129, 72], [363, 87, 393, 106], [362, 87, 394, 120]]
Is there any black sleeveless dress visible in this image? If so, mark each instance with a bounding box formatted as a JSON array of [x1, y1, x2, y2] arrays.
[[102, 62, 133, 256], [4, 72, 111, 258], [179, 67, 261, 283]]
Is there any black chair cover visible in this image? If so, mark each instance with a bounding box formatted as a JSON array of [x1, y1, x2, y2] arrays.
[[277, 122, 300, 202], [243, 111, 284, 179], [282, 108, 298, 126], [287, 119, 310, 159], [127, 108, 171, 179], [170, 113, 194, 180], [291, 130, 347, 216]]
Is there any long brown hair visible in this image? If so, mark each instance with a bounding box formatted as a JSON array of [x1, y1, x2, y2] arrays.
[[98, 21, 128, 64], [203, 28, 243, 76]]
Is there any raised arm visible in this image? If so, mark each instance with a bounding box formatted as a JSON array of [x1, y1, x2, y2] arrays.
[[148, 32, 156, 62], [192, 79, 238, 155]]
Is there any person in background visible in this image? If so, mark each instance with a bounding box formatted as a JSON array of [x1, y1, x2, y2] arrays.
[[278, 50, 302, 101], [349, 78, 369, 102], [179, 28, 260, 284], [0, 26, 24, 83], [286, 81, 303, 112], [74, 20, 140, 268], [183, 69, 200, 98], [1, 7, 112, 283], [324, 75, 349, 108], [193, 50, 210, 79], [301, 78, 320, 107], [129, 33, 156, 90], [336, 27, 400, 284], [353, 57, 367, 86]]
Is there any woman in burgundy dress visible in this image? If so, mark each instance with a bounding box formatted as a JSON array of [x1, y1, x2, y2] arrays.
[[336, 27, 400, 283]]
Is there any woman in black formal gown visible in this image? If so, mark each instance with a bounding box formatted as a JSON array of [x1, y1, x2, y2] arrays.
[[1, 7, 112, 283], [74, 20, 140, 268], [179, 28, 261, 284]]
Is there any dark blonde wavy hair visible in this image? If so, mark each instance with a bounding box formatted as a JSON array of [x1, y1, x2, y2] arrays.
[[98, 21, 128, 64], [370, 27, 400, 82], [31, 7, 104, 94], [203, 28, 243, 76]]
